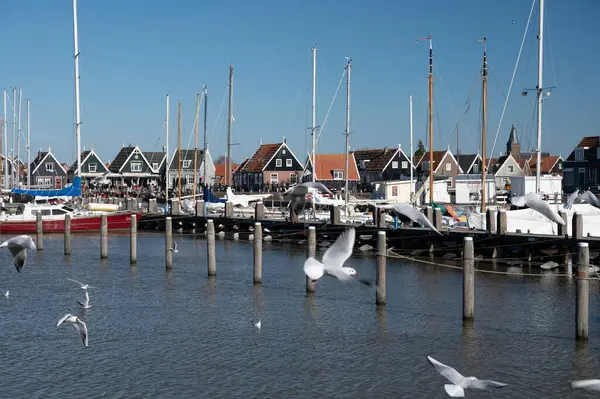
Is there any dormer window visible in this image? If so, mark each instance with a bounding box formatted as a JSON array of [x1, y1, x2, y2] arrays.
[[183, 160, 191, 168], [333, 170, 344, 180], [575, 148, 584, 161], [45, 163, 54, 172]]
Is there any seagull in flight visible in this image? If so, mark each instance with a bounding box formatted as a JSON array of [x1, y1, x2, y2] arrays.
[[427, 356, 508, 397], [303, 227, 359, 283], [0, 235, 36, 273], [378, 203, 442, 235], [572, 379, 600, 392], [171, 241, 179, 253], [57, 314, 89, 348], [67, 278, 94, 290], [511, 192, 565, 224], [77, 291, 91, 309]]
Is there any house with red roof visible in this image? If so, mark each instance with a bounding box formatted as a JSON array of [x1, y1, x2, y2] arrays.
[[301, 153, 360, 191]]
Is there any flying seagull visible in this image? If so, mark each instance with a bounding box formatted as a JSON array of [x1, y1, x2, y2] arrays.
[[57, 314, 89, 348], [427, 356, 508, 397], [77, 291, 91, 309], [574, 190, 600, 208], [510, 192, 566, 225], [171, 241, 179, 253], [563, 189, 580, 210], [572, 380, 600, 392], [284, 182, 333, 196], [0, 235, 36, 273], [378, 203, 442, 235], [304, 227, 359, 282], [67, 278, 94, 290]]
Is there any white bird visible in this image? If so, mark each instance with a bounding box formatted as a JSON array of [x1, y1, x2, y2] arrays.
[[0, 235, 36, 273], [171, 241, 179, 253], [283, 182, 333, 196], [57, 314, 88, 348], [67, 278, 94, 290], [77, 291, 91, 309], [427, 356, 508, 397], [510, 192, 566, 225], [254, 320, 261, 330], [574, 190, 600, 208], [572, 379, 600, 392], [378, 203, 442, 235], [563, 189, 580, 209], [2, 290, 8, 297], [303, 227, 358, 282]]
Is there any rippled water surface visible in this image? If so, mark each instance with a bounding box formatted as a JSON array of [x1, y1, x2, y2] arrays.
[[1, 232, 600, 398]]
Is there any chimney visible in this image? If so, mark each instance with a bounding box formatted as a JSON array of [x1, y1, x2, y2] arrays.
[[283, 136, 286, 143]]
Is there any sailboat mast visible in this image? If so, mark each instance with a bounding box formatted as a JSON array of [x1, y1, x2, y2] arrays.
[[165, 95, 170, 206], [193, 91, 199, 200], [203, 86, 208, 189], [480, 37, 488, 213], [311, 47, 317, 183], [27, 99, 30, 189], [226, 65, 233, 187], [409, 95, 414, 199], [428, 36, 434, 204], [12, 88, 16, 188], [3, 90, 6, 189], [177, 102, 182, 200], [17, 88, 22, 185], [344, 59, 351, 209], [535, 0, 545, 193], [72, 0, 82, 178]]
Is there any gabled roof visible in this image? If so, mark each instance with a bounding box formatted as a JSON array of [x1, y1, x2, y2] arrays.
[[307, 153, 360, 181], [109, 146, 152, 173], [31, 151, 66, 175], [353, 147, 403, 172], [242, 143, 281, 172], [167, 149, 205, 171], [456, 154, 481, 174], [353, 149, 383, 166], [529, 156, 562, 174], [232, 158, 247, 174], [494, 153, 524, 175], [146, 151, 167, 167], [566, 136, 600, 161], [69, 149, 109, 174], [215, 162, 240, 185], [417, 150, 463, 173]]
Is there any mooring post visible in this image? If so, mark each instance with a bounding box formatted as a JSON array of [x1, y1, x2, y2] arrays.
[[330, 206, 341, 225], [130, 214, 137, 264], [576, 242, 589, 340], [196, 200, 205, 217], [306, 226, 317, 293], [573, 212, 583, 240], [558, 210, 568, 237], [463, 237, 475, 320], [290, 207, 299, 224], [35, 211, 43, 250], [254, 222, 262, 284], [207, 219, 216, 276], [255, 201, 264, 221], [486, 209, 496, 234], [224, 201, 233, 218], [171, 199, 181, 215], [376, 230, 387, 305], [426, 206, 433, 225], [148, 198, 157, 213], [100, 214, 108, 259], [434, 208, 443, 231], [165, 217, 173, 269], [64, 214, 71, 255], [497, 210, 507, 234]]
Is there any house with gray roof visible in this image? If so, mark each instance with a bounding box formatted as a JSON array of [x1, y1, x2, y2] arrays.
[[30, 149, 67, 188], [166, 148, 215, 191], [68, 149, 110, 183]]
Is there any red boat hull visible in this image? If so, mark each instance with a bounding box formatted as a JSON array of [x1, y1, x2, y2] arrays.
[[0, 212, 137, 234]]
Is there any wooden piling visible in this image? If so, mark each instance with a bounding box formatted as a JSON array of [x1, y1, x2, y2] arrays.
[[196, 200, 205, 216], [207, 219, 216, 276], [100, 214, 108, 259], [497, 210, 507, 234], [253, 222, 262, 284], [576, 242, 589, 340], [255, 201, 264, 221], [64, 214, 71, 255], [306, 226, 317, 293], [36, 211, 43, 250], [165, 217, 173, 269], [290, 207, 299, 224], [330, 206, 341, 225], [573, 212, 583, 240], [224, 201, 233, 218], [426, 206, 433, 224], [486, 209, 496, 234], [463, 237, 475, 320], [558, 210, 568, 236], [434, 208, 443, 231], [376, 230, 386, 305], [148, 198, 158, 213], [171, 199, 181, 215], [130, 214, 137, 264]]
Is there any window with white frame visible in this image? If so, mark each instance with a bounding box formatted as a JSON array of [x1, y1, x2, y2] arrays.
[[508, 165, 514, 173], [276, 159, 282, 167], [152, 163, 159, 171], [45, 163, 54, 172], [558, 163, 562, 170], [282, 149, 286, 155], [131, 161, 142, 172], [445, 162, 451, 171], [270, 173, 278, 184], [576, 148, 584, 161], [182, 160, 191, 168], [88, 163, 97, 173], [401, 161, 408, 169], [392, 161, 398, 169], [472, 163, 479, 173], [286, 158, 292, 167], [185, 175, 194, 185], [333, 170, 344, 180], [44, 177, 52, 186]]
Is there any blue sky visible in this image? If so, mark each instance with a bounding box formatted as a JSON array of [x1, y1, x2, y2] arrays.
[[0, 0, 598, 165]]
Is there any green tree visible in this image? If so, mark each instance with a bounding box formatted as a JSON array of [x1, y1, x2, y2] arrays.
[[414, 140, 426, 159]]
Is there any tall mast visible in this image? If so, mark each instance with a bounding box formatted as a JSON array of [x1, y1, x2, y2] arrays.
[[428, 36, 434, 204], [165, 95, 170, 205], [226, 65, 233, 187], [344, 58, 352, 209], [12, 88, 16, 188], [0, 116, 2, 189], [17, 88, 22, 185], [177, 102, 182, 200], [535, 0, 545, 193], [26, 99, 30, 189], [311, 47, 317, 183], [193, 91, 199, 200], [73, 0, 82, 178], [409, 95, 414, 200], [480, 37, 488, 213], [203, 85, 208, 189], [3, 90, 7, 189]]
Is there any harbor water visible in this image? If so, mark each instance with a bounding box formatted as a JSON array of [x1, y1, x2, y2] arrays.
[[1, 232, 600, 398]]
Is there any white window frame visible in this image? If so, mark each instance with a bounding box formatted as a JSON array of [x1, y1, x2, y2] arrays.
[[182, 160, 191, 168], [445, 162, 451, 171], [88, 163, 97, 173], [508, 165, 514, 173], [152, 162, 159, 171], [270, 173, 278, 184], [286, 158, 292, 167], [131, 161, 143, 172], [333, 170, 344, 180], [392, 161, 399, 169], [558, 163, 562, 170], [576, 148, 584, 161], [45, 163, 54, 172], [44, 177, 52, 186], [185, 175, 194, 185], [282, 149, 287, 155], [401, 161, 408, 169], [276, 159, 282, 167]]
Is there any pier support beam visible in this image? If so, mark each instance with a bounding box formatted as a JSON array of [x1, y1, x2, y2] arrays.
[[165, 217, 173, 269], [148, 198, 158, 213], [497, 210, 507, 234], [306, 226, 317, 294], [224, 201, 234, 218], [255, 201, 264, 221], [434, 208, 443, 231], [36, 211, 43, 250], [330, 206, 341, 225], [576, 242, 589, 340], [463, 237, 475, 320], [207, 219, 216, 276], [376, 231, 387, 306], [100, 214, 108, 259], [573, 212, 583, 240], [130, 214, 137, 264], [558, 210, 568, 237], [64, 214, 71, 255], [171, 199, 181, 215], [486, 209, 496, 234], [254, 222, 262, 284], [195, 200, 204, 217]]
